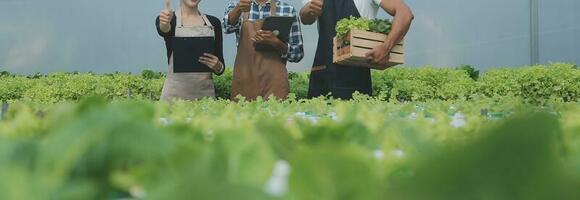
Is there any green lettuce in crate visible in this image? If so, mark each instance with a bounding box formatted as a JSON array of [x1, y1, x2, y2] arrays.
[[336, 17, 393, 38], [336, 17, 370, 38], [369, 19, 392, 35]]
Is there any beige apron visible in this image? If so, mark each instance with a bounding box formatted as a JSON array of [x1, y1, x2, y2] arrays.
[[161, 8, 216, 101], [230, 2, 290, 101]]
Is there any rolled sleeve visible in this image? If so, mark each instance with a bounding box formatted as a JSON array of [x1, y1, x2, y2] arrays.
[[223, 0, 241, 34], [284, 8, 305, 63]]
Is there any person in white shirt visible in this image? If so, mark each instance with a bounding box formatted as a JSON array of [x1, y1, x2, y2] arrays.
[[300, 0, 413, 99], [303, 0, 385, 19]]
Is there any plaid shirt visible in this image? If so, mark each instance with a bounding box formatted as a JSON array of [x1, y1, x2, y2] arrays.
[[224, 0, 304, 63]]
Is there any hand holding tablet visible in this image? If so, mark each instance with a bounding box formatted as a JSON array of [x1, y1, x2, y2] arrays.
[[254, 16, 294, 51]]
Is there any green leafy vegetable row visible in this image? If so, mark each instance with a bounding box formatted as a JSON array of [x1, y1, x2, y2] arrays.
[[1, 63, 578, 104]]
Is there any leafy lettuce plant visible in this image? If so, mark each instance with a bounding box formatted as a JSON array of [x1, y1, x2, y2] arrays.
[[336, 17, 393, 38]]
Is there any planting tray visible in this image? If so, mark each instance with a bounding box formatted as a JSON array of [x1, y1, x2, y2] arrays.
[[333, 29, 404, 70]]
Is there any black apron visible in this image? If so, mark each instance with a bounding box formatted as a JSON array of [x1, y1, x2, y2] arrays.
[[307, 0, 372, 100]]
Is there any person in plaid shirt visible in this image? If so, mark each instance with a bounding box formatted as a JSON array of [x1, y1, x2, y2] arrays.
[[224, 0, 304, 100], [224, 0, 304, 63]]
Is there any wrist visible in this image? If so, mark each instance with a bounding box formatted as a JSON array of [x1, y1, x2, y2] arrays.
[[382, 41, 394, 51], [229, 6, 242, 24], [160, 24, 171, 33], [308, 7, 318, 17], [383, 36, 397, 49], [215, 62, 224, 73], [271, 38, 286, 51]]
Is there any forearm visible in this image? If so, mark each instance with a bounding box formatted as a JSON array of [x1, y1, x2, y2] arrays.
[[300, 3, 318, 25], [273, 40, 289, 53], [383, 6, 414, 48], [228, 6, 243, 25], [159, 23, 171, 33]]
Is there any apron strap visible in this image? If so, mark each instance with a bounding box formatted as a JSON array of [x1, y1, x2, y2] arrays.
[[176, 6, 212, 27], [176, 6, 183, 28], [241, 0, 252, 22], [270, 1, 277, 16], [201, 14, 211, 26]]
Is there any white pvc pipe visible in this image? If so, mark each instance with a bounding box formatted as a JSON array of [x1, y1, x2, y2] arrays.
[[530, 0, 539, 65]]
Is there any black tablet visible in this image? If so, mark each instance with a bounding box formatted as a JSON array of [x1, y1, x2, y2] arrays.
[[261, 16, 294, 43], [256, 16, 294, 52], [172, 37, 215, 73]]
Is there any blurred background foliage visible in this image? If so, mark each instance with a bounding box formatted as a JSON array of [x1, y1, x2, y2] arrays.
[[0, 97, 579, 199]]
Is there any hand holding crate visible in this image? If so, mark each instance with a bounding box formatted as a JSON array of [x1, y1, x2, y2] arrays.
[[333, 17, 405, 70]]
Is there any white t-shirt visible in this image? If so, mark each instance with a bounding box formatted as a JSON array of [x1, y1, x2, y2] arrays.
[[302, 0, 382, 19]]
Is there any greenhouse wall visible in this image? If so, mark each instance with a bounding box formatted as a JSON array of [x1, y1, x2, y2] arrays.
[[538, 0, 580, 65], [0, 0, 578, 74]]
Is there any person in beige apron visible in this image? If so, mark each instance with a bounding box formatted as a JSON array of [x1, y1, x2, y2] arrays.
[[157, 0, 225, 101], [230, 1, 290, 101]]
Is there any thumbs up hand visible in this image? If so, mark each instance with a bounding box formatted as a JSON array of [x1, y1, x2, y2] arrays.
[[159, 0, 173, 33], [309, 0, 323, 17], [238, 0, 252, 12]]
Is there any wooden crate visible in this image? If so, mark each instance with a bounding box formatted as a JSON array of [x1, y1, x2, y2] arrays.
[[333, 29, 404, 70]]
